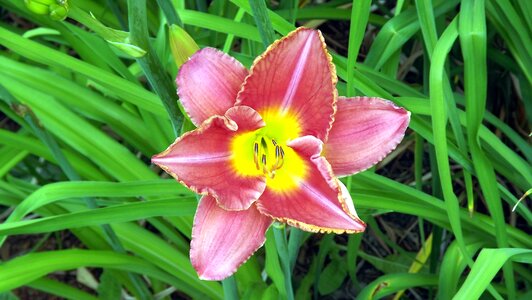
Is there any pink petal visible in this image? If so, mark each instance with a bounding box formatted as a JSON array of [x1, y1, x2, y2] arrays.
[[177, 48, 248, 126], [236, 27, 337, 141], [324, 97, 410, 177], [256, 136, 366, 233], [191, 196, 272, 280], [152, 106, 266, 210]]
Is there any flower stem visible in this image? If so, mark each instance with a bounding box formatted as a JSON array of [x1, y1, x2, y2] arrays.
[[287, 227, 304, 272], [222, 275, 239, 300], [128, 0, 183, 137], [273, 224, 294, 300]]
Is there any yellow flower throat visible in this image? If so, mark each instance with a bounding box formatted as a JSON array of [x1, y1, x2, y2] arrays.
[[230, 109, 307, 192]]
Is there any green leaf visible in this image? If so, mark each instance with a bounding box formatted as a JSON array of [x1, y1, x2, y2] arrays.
[[98, 270, 122, 300], [107, 41, 147, 57], [454, 248, 532, 299], [0, 198, 195, 237], [357, 273, 438, 300], [0, 26, 165, 116], [437, 239, 484, 299], [318, 259, 347, 295], [28, 278, 98, 300], [0, 250, 191, 294]]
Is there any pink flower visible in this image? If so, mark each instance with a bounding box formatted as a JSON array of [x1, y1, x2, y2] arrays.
[[152, 27, 410, 280]]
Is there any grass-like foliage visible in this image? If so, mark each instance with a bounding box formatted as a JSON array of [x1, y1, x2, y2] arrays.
[[0, 0, 530, 299]]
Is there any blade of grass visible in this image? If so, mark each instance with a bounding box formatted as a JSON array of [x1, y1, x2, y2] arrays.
[[351, 173, 531, 248], [111, 222, 222, 299], [249, 0, 276, 47], [346, 0, 371, 97], [0, 77, 156, 181], [10, 97, 152, 298], [0, 129, 107, 181], [454, 248, 532, 299], [0, 27, 166, 117], [177, 9, 261, 41], [0, 178, 220, 297], [486, 0, 532, 83], [460, 0, 515, 297], [313, 234, 334, 299], [230, 0, 294, 35], [365, 0, 460, 69], [27, 278, 98, 300], [222, 8, 245, 53], [416, 0, 475, 216], [437, 239, 484, 299], [264, 229, 287, 299], [6, 180, 189, 223], [156, 0, 183, 26], [357, 273, 438, 300], [0, 249, 192, 294], [429, 16, 471, 264], [0, 198, 196, 236], [0, 148, 27, 178], [0, 57, 156, 154]]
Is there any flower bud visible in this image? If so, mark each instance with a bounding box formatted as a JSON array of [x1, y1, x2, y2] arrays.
[[49, 3, 69, 21], [169, 25, 199, 67], [24, 0, 52, 15], [24, 0, 69, 21]]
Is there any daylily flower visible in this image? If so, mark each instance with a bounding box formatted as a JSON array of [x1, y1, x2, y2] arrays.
[[152, 27, 410, 280]]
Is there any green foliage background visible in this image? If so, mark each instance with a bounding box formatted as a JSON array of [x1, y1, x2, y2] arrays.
[[0, 0, 530, 299]]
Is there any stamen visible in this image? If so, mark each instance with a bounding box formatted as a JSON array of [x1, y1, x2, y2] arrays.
[[253, 142, 260, 170], [260, 137, 268, 153], [251, 136, 286, 175], [261, 154, 267, 167], [277, 145, 285, 169], [273, 145, 281, 170], [261, 154, 268, 174]]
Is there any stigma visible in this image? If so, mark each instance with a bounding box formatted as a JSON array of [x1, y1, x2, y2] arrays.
[[253, 136, 285, 178]]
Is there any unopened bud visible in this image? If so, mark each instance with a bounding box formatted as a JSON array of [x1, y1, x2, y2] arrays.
[[49, 3, 69, 21], [24, 0, 51, 15], [169, 25, 199, 67], [24, 0, 69, 21]]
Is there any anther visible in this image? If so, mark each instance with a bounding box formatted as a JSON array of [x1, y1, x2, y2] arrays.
[[261, 154, 267, 167], [277, 146, 285, 169], [261, 154, 268, 174], [252, 136, 286, 174], [260, 137, 268, 153], [273, 145, 281, 169], [253, 142, 260, 170]]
